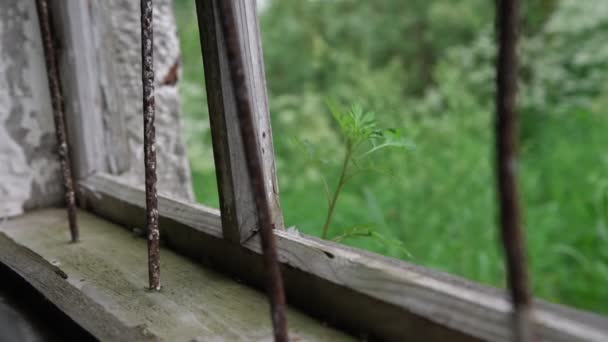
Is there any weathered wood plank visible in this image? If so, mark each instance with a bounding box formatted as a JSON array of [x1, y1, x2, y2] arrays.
[[0, 231, 155, 341], [195, 0, 284, 243], [49, 2, 129, 179], [0, 209, 351, 341], [80, 173, 608, 342]]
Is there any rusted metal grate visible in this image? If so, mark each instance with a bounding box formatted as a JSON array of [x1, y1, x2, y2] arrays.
[[495, 0, 534, 340], [34, 0, 534, 340], [140, 0, 161, 292]]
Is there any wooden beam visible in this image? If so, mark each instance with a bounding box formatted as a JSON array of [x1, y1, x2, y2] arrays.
[[79, 173, 608, 342], [48, 2, 129, 179], [195, 0, 284, 243]]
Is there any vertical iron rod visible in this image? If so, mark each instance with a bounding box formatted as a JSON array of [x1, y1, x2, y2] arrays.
[[141, 0, 160, 291], [216, 2, 289, 340], [495, 0, 534, 340], [35, 0, 79, 243]]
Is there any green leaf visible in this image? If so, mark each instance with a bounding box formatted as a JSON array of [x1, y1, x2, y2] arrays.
[[331, 226, 413, 259], [370, 231, 413, 259], [331, 226, 373, 242], [359, 128, 415, 158]]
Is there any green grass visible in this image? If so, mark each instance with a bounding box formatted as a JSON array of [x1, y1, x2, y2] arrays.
[[173, 0, 608, 315]]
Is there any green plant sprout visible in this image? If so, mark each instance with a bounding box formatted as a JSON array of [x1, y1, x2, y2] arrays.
[[331, 225, 413, 259], [297, 101, 414, 252]]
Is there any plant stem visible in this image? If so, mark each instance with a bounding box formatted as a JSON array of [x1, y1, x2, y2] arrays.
[[322, 144, 352, 239]]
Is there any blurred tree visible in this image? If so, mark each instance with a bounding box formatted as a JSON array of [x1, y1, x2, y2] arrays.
[[174, 0, 608, 314]]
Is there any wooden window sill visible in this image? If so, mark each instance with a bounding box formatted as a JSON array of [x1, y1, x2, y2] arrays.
[[70, 173, 608, 342], [0, 209, 351, 341]]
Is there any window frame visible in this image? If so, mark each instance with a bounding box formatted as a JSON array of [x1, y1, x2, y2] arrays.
[[78, 173, 607, 341], [52, 1, 608, 341]]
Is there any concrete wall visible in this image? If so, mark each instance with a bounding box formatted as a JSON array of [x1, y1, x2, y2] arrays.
[[106, 0, 193, 201], [0, 0, 193, 218]]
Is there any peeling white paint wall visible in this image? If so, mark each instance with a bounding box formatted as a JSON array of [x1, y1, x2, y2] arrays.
[[106, 0, 194, 200], [0, 0, 62, 217], [0, 0, 193, 217], [109, 0, 194, 199]]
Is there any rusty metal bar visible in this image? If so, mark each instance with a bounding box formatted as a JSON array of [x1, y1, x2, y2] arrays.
[[495, 0, 534, 340], [216, 2, 289, 340], [141, 0, 160, 291], [35, 0, 79, 243]]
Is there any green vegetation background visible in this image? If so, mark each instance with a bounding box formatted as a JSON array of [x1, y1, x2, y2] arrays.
[[174, 0, 608, 314]]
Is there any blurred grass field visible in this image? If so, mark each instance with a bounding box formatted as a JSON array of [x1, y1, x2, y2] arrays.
[[173, 0, 608, 314]]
